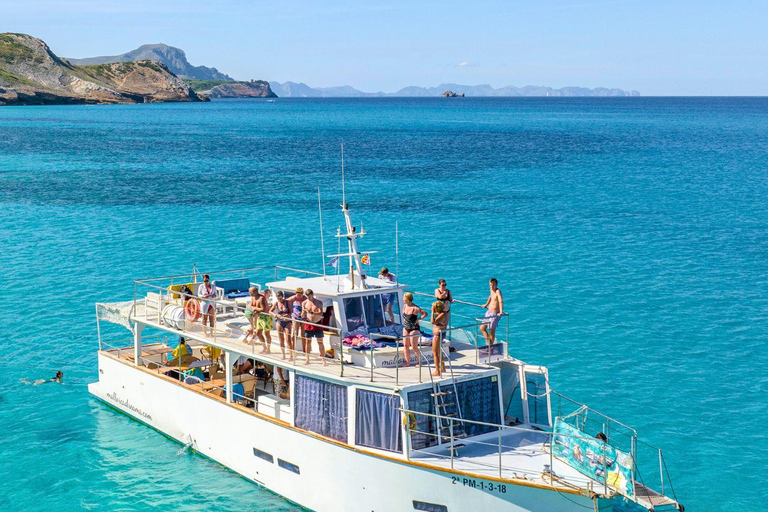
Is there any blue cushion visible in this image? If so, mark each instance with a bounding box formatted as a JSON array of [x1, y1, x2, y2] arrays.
[[214, 278, 251, 295]]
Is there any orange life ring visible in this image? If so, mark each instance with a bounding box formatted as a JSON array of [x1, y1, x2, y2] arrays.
[[184, 298, 201, 321]]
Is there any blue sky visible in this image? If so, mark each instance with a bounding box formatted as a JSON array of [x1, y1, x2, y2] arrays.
[[5, 0, 767, 95]]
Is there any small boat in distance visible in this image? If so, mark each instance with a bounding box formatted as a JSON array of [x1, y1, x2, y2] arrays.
[[89, 198, 683, 512]]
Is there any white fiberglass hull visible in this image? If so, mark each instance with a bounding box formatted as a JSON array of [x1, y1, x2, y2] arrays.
[[89, 354, 612, 512]]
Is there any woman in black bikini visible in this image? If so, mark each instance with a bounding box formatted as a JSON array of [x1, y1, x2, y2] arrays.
[[435, 279, 454, 326], [402, 292, 427, 367], [270, 291, 292, 359]]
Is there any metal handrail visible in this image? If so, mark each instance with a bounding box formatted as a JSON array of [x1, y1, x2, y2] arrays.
[[134, 264, 322, 284]]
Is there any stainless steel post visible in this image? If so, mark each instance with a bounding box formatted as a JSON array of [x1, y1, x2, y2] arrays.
[[450, 419, 455, 469], [603, 442, 608, 494], [549, 433, 554, 487], [659, 450, 664, 495], [498, 426, 503, 478]]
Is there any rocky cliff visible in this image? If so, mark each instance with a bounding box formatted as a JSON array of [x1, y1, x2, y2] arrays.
[[0, 33, 206, 105], [200, 80, 276, 98], [68, 43, 233, 81]]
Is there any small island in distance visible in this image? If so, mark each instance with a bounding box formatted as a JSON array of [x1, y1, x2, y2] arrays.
[[0, 33, 640, 106]]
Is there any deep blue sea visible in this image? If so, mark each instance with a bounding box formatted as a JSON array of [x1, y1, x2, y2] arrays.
[[0, 97, 766, 511]]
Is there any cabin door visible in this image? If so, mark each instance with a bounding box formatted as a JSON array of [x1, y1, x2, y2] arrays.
[[523, 365, 552, 428]]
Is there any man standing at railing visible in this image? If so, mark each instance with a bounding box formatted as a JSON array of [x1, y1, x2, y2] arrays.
[[480, 278, 503, 345], [302, 290, 326, 365], [199, 274, 218, 338]]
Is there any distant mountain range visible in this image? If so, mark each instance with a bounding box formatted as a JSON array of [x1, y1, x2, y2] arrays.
[[270, 81, 640, 97], [1, 36, 640, 105], [67, 44, 233, 81]]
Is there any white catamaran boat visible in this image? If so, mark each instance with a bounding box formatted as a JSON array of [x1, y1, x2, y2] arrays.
[[89, 201, 683, 512]]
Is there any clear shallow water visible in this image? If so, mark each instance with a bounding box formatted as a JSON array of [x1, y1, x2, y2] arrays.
[[0, 97, 766, 511]]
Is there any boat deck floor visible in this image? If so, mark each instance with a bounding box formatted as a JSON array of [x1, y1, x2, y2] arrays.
[[412, 429, 606, 495], [132, 312, 499, 390]]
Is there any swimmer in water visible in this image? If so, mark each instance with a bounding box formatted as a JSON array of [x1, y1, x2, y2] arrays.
[[21, 371, 64, 386]]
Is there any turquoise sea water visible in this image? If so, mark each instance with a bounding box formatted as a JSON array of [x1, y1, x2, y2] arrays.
[[0, 97, 766, 511]]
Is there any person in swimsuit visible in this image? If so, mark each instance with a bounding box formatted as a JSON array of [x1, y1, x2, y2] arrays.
[[198, 274, 218, 338], [302, 290, 326, 365], [402, 292, 427, 367], [243, 287, 260, 345], [270, 291, 292, 359], [285, 287, 306, 358], [378, 267, 397, 323], [434, 279, 454, 326], [480, 278, 504, 344], [431, 301, 448, 377], [255, 289, 273, 354], [21, 371, 64, 386]]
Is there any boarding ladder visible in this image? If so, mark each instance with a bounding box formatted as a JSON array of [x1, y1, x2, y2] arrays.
[[422, 344, 466, 448]]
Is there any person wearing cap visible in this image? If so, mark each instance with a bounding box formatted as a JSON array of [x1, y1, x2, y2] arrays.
[[378, 267, 397, 324], [302, 289, 326, 365]]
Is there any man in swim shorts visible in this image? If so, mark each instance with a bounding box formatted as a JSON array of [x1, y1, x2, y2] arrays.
[[378, 267, 397, 323], [255, 289, 273, 354], [480, 278, 504, 345], [302, 290, 326, 365]]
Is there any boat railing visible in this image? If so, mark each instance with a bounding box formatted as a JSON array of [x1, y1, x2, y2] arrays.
[[413, 291, 511, 366], [401, 406, 678, 508], [100, 337, 268, 410], [129, 279, 347, 374], [401, 406, 611, 494]]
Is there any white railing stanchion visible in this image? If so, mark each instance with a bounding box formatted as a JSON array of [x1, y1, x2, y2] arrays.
[[498, 425, 503, 478], [549, 432, 554, 487], [450, 418, 455, 470]]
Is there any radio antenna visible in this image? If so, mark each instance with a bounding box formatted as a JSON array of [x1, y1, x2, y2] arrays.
[[395, 222, 399, 285], [341, 144, 346, 207], [318, 187, 326, 278]]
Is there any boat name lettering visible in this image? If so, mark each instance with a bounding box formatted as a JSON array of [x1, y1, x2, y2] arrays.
[[451, 476, 507, 493], [106, 391, 153, 421]]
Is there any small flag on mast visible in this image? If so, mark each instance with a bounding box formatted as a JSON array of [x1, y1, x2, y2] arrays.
[[327, 256, 339, 268], [361, 254, 370, 265]]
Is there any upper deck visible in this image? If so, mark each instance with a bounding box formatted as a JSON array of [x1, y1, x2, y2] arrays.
[[99, 264, 510, 391]]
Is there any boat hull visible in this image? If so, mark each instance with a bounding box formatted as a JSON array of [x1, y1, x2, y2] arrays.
[[89, 353, 612, 512]]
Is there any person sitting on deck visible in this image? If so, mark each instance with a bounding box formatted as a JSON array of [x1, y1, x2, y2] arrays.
[[235, 356, 254, 376], [431, 301, 447, 377], [255, 289, 273, 354], [172, 337, 192, 359], [402, 292, 427, 368], [270, 291, 291, 359], [198, 274, 218, 338], [275, 366, 290, 400], [243, 287, 260, 345], [480, 278, 503, 345], [285, 287, 306, 360], [302, 290, 326, 365], [378, 267, 397, 323]]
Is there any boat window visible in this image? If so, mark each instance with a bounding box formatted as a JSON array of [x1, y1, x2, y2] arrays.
[[294, 375, 348, 443], [413, 501, 448, 512], [438, 376, 501, 437], [406, 388, 439, 450], [362, 294, 385, 329], [277, 459, 300, 474], [355, 390, 402, 453], [343, 297, 365, 332], [252, 447, 274, 463]]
